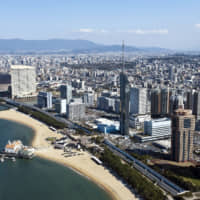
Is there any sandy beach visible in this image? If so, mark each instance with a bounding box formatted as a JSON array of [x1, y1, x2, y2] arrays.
[[0, 109, 137, 200]]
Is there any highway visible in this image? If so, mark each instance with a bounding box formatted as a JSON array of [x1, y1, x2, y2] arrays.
[[104, 139, 187, 196], [2, 98, 92, 134]]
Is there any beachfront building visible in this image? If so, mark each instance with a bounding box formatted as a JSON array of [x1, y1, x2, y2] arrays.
[[10, 65, 36, 98], [55, 99, 67, 114], [66, 102, 85, 121], [37, 92, 52, 109]]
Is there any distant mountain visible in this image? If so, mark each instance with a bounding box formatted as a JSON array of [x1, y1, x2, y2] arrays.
[[0, 39, 171, 54]]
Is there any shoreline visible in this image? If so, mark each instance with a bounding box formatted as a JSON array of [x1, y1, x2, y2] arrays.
[[0, 109, 137, 200]]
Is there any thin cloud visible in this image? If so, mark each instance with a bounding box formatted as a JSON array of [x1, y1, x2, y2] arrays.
[[79, 28, 94, 33], [78, 29, 109, 34], [100, 29, 109, 33], [195, 24, 200, 28], [78, 28, 168, 35], [119, 29, 169, 35]]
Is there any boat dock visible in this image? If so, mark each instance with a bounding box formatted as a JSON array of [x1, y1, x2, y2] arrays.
[[0, 153, 16, 162]]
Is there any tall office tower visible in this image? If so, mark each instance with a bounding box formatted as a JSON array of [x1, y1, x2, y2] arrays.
[[146, 90, 151, 113], [120, 42, 130, 135], [161, 88, 170, 115], [60, 84, 72, 103], [171, 109, 195, 162], [130, 87, 147, 115], [37, 92, 52, 109], [169, 95, 176, 115], [192, 91, 200, 119], [168, 66, 174, 81], [151, 89, 161, 116], [185, 90, 193, 110], [11, 65, 36, 98], [120, 72, 130, 135], [169, 95, 184, 115]]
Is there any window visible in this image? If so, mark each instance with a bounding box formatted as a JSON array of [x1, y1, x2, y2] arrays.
[[184, 118, 191, 128]]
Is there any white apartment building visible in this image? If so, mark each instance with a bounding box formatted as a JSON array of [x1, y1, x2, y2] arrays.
[[130, 87, 147, 115], [11, 65, 36, 98], [144, 118, 171, 137], [66, 102, 85, 121]]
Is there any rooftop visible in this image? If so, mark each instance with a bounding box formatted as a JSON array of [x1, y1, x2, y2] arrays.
[[148, 118, 170, 123], [11, 65, 35, 70], [174, 109, 193, 116], [95, 118, 119, 126]]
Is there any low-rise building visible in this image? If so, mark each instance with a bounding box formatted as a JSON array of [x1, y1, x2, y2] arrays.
[[144, 118, 171, 137], [5, 140, 23, 154], [135, 118, 171, 142], [95, 118, 119, 134], [130, 114, 151, 130]]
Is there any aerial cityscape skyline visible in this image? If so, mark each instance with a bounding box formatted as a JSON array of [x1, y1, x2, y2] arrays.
[[1, 1, 200, 200]]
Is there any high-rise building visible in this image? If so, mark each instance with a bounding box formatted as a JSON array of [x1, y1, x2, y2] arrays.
[[120, 42, 130, 135], [192, 91, 200, 119], [71, 79, 85, 90], [0, 73, 11, 98], [0, 73, 10, 91], [168, 65, 174, 81], [130, 87, 147, 115], [11, 65, 36, 98], [151, 89, 161, 116], [66, 102, 85, 121], [37, 92, 52, 109], [169, 95, 176, 115], [97, 96, 116, 112], [185, 90, 193, 110], [161, 88, 170, 115], [120, 72, 130, 135], [55, 99, 66, 114], [171, 109, 195, 162], [83, 92, 94, 106], [60, 84, 72, 103]]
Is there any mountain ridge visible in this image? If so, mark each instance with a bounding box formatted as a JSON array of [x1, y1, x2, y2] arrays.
[[0, 39, 171, 53]]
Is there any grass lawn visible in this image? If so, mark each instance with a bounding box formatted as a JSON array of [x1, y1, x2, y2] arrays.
[[181, 176, 200, 187]]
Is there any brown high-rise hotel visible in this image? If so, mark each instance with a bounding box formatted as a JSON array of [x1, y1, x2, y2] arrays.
[[171, 109, 195, 162]]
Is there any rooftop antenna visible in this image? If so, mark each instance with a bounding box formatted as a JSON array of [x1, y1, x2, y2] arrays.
[[122, 40, 125, 73]]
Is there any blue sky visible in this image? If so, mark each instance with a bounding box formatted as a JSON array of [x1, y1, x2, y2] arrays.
[[0, 0, 200, 50]]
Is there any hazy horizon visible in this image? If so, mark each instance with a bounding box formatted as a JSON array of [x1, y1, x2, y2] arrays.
[[0, 1, 200, 50]]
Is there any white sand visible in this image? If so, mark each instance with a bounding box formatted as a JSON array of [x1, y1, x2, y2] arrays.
[[0, 109, 137, 200]]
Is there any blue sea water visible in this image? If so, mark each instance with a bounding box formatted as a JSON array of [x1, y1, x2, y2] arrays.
[[0, 108, 111, 200]]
